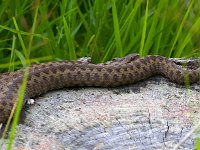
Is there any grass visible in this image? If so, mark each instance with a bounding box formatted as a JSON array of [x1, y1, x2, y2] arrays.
[[195, 138, 200, 150], [0, 0, 199, 149], [0, 0, 200, 68]]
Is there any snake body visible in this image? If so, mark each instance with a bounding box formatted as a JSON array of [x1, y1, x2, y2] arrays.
[[0, 54, 199, 123]]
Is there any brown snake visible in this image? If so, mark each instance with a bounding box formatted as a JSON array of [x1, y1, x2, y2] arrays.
[[0, 54, 199, 123]]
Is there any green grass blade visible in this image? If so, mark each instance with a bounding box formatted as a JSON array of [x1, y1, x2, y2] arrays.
[[0, 25, 47, 39], [168, 0, 194, 57], [195, 138, 200, 150], [143, 0, 168, 55], [152, 0, 169, 55], [175, 17, 200, 57], [6, 17, 30, 150], [13, 17, 29, 59], [77, 6, 91, 34], [7, 67, 29, 150], [8, 35, 17, 72], [139, 0, 149, 56], [111, 0, 122, 57], [27, 0, 40, 58], [62, 16, 76, 60]]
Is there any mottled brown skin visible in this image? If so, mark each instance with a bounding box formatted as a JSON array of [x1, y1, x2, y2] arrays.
[[0, 54, 199, 123]]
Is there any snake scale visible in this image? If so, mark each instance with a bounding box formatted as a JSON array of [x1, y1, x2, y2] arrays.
[[0, 54, 199, 123]]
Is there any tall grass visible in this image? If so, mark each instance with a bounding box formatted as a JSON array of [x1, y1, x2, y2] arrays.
[[0, 0, 199, 149], [0, 0, 199, 69]]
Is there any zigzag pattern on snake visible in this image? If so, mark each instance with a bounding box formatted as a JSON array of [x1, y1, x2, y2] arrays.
[[0, 54, 199, 123]]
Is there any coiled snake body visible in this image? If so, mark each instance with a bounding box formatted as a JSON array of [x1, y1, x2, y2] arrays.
[[0, 54, 199, 123]]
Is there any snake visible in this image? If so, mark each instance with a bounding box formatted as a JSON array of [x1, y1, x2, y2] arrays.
[[0, 54, 199, 124]]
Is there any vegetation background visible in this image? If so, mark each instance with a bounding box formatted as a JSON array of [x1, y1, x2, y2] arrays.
[[0, 0, 200, 72], [0, 0, 200, 149]]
